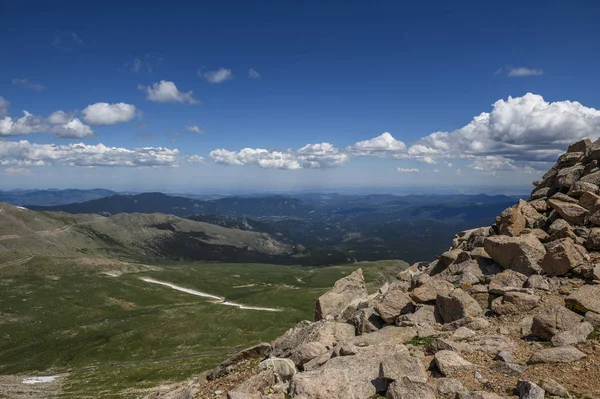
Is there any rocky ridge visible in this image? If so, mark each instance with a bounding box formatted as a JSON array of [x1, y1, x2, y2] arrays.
[[144, 138, 600, 399]]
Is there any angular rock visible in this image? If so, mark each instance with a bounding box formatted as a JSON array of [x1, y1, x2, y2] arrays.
[[375, 285, 413, 324], [530, 186, 555, 201], [491, 292, 540, 315], [548, 199, 588, 225], [228, 370, 276, 399], [350, 307, 384, 335], [556, 165, 584, 189], [483, 234, 545, 276], [411, 279, 454, 303], [585, 311, 600, 327], [528, 346, 586, 364], [458, 392, 505, 399], [565, 284, 600, 314], [557, 151, 583, 167], [584, 227, 600, 250], [380, 351, 428, 382], [585, 138, 600, 161], [434, 350, 474, 376], [531, 306, 583, 339], [528, 199, 548, 212], [551, 192, 578, 204], [540, 378, 569, 398], [517, 380, 545, 399], [580, 169, 600, 185], [461, 334, 516, 354], [568, 138, 591, 153], [439, 249, 463, 269], [568, 181, 599, 198], [551, 321, 594, 347], [436, 378, 464, 398], [496, 204, 527, 237], [207, 342, 271, 380], [436, 289, 483, 324], [524, 275, 550, 291], [397, 305, 438, 326], [548, 218, 575, 240], [386, 376, 436, 399], [315, 269, 368, 321], [441, 316, 490, 331], [488, 270, 528, 294], [270, 320, 355, 367], [450, 326, 477, 341], [579, 191, 600, 210], [541, 237, 589, 276]]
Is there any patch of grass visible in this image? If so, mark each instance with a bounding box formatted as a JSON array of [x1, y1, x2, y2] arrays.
[[588, 329, 600, 341], [505, 387, 518, 395], [406, 336, 434, 348]]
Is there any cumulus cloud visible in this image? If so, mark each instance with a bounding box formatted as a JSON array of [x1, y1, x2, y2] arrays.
[[210, 142, 348, 170], [349, 132, 407, 157], [0, 140, 202, 168], [51, 118, 95, 138], [203, 68, 233, 84], [12, 78, 45, 91], [140, 81, 199, 104], [397, 168, 419, 173], [420, 156, 437, 164], [185, 154, 205, 164], [185, 125, 205, 134], [248, 68, 261, 79], [0, 97, 8, 118], [82, 102, 137, 125], [0, 106, 94, 138], [406, 93, 600, 171]]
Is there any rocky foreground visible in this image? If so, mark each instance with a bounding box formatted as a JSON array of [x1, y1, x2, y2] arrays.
[[145, 138, 600, 399]]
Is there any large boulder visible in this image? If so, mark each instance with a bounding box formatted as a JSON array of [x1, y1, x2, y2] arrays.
[[551, 321, 594, 347], [495, 200, 544, 237], [290, 344, 415, 399], [555, 165, 584, 189], [565, 284, 600, 314], [436, 289, 483, 324], [315, 269, 368, 321], [540, 237, 589, 276], [375, 285, 413, 324], [483, 234, 545, 276], [411, 279, 455, 303], [270, 320, 355, 367], [488, 270, 527, 295], [568, 181, 599, 198], [579, 191, 600, 210], [530, 306, 584, 339], [490, 292, 540, 315], [547, 199, 588, 225], [568, 138, 592, 153]]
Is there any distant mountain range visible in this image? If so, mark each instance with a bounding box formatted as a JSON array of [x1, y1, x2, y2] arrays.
[[0, 189, 116, 206], [21, 191, 522, 263]]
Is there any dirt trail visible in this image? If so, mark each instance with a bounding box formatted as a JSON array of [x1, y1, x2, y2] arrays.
[[140, 277, 282, 312], [0, 256, 34, 270]]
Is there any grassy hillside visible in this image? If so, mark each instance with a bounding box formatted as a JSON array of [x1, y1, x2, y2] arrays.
[[0, 256, 407, 398]]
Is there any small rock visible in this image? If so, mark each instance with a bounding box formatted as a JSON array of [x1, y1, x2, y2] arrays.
[[547, 199, 588, 225], [386, 376, 436, 399], [491, 292, 540, 315], [494, 350, 515, 363], [565, 284, 600, 314], [524, 275, 550, 291], [375, 285, 414, 324], [585, 311, 600, 327], [541, 238, 589, 277], [517, 379, 545, 399], [436, 378, 464, 398], [411, 279, 455, 303], [434, 350, 475, 376], [568, 181, 599, 198], [540, 378, 569, 398], [450, 326, 477, 341], [528, 346, 586, 364]]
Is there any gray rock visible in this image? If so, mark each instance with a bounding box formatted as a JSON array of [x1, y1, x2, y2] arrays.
[[434, 350, 474, 376], [531, 306, 583, 339], [541, 238, 589, 277], [315, 268, 368, 320], [540, 378, 569, 398], [484, 234, 545, 276], [411, 279, 455, 303], [517, 380, 545, 399], [585, 311, 600, 327], [375, 285, 414, 324], [551, 192, 578, 204], [585, 201, 600, 226], [436, 378, 464, 398], [568, 138, 591, 153], [568, 181, 599, 198], [494, 350, 515, 363], [547, 199, 588, 225], [579, 191, 600, 210], [524, 275, 550, 291], [528, 346, 586, 364], [580, 169, 600, 185], [557, 151, 583, 167], [551, 321, 594, 346], [450, 326, 477, 341], [350, 307, 384, 335], [397, 304, 439, 326], [592, 264, 600, 280], [491, 292, 540, 315], [207, 342, 271, 380], [491, 361, 528, 376], [270, 320, 355, 367], [548, 218, 575, 240], [228, 370, 275, 399], [458, 392, 505, 399], [386, 376, 436, 399], [488, 270, 528, 294], [556, 165, 585, 189], [565, 284, 600, 314], [436, 289, 483, 324], [441, 316, 490, 331]]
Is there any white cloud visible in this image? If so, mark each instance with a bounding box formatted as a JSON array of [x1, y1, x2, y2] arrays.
[[209, 142, 348, 170], [185, 125, 205, 134], [0, 97, 10, 118], [0, 111, 46, 136], [82, 102, 137, 125], [406, 93, 600, 171], [0, 140, 195, 168], [507, 67, 543, 77], [185, 155, 205, 164], [397, 168, 419, 173], [420, 156, 436, 164], [141, 81, 199, 104], [203, 68, 233, 84], [51, 118, 95, 138], [48, 110, 72, 125], [12, 79, 45, 91], [350, 132, 407, 157], [248, 68, 261, 79]]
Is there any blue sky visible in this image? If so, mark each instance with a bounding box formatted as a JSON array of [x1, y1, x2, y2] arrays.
[[1, 0, 600, 193]]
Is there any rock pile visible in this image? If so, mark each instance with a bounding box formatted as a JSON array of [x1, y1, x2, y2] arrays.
[[144, 138, 600, 399]]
